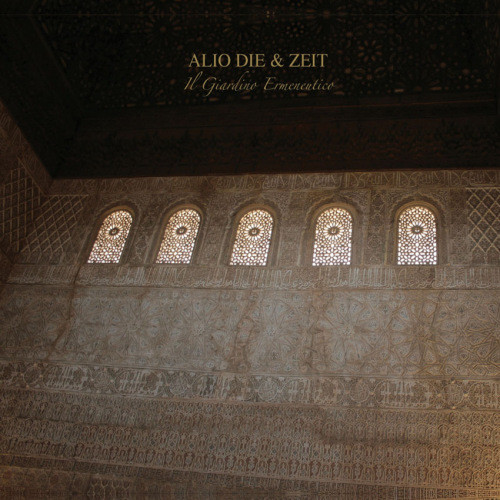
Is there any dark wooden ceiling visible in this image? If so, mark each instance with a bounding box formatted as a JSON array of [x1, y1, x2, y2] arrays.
[[36, 0, 495, 107], [0, 0, 498, 177]]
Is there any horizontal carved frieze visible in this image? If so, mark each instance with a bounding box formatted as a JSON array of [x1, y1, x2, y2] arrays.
[[49, 169, 500, 195], [0, 361, 498, 410], [8, 264, 500, 290], [2, 465, 496, 499], [0, 387, 499, 492]]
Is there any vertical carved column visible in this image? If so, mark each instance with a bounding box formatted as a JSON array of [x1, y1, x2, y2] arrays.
[[127, 197, 163, 266], [197, 193, 239, 266], [364, 190, 387, 264], [273, 192, 301, 267], [448, 189, 470, 265]]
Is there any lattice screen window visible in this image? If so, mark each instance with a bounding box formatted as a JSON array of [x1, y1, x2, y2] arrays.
[[230, 209, 274, 266], [313, 207, 353, 265], [156, 208, 201, 264], [397, 206, 437, 265], [87, 210, 133, 263]]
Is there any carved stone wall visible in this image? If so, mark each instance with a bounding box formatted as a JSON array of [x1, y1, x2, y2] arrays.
[[0, 165, 498, 498], [0, 101, 51, 282], [0, 101, 499, 499]]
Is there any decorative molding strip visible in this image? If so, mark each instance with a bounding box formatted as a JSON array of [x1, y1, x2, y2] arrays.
[[1, 464, 497, 498], [9, 264, 498, 290], [1, 361, 498, 410], [6, 264, 79, 285], [49, 170, 500, 195]]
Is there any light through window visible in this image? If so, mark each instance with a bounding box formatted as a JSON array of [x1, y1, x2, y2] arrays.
[[156, 208, 201, 264], [313, 207, 353, 265], [397, 206, 437, 265], [230, 209, 273, 266], [88, 210, 133, 263]]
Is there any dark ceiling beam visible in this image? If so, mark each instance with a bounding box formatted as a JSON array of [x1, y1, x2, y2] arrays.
[[61, 113, 500, 178], [77, 93, 497, 139]]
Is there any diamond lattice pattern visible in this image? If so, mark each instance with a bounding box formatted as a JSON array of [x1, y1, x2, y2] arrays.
[[468, 189, 500, 264]]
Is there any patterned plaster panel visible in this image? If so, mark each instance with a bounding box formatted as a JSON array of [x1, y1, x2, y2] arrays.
[[0, 388, 498, 496], [1, 285, 498, 380], [0, 286, 72, 360], [0, 166, 43, 258], [0, 101, 53, 260], [57, 288, 500, 378], [18, 195, 87, 264]]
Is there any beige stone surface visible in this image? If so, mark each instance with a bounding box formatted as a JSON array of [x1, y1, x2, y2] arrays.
[[0, 103, 498, 498]]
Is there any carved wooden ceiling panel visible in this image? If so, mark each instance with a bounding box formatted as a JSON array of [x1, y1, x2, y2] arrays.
[[35, 0, 496, 109], [0, 1, 498, 177]]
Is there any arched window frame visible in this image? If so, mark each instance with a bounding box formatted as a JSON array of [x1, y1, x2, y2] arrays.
[[152, 204, 203, 265], [86, 205, 136, 264], [302, 202, 360, 266], [226, 205, 278, 267], [393, 201, 444, 266]]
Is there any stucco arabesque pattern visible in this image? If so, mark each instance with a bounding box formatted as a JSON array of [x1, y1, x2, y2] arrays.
[[0, 385, 499, 495], [0, 103, 499, 495], [0, 171, 499, 383]]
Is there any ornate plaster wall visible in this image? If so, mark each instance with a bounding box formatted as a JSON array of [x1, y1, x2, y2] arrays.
[[0, 103, 499, 498]]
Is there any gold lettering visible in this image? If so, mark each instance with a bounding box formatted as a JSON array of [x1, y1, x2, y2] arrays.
[[288, 53, 329, 68], [189, 54, 201, 67], [288, 53, 301, 67]]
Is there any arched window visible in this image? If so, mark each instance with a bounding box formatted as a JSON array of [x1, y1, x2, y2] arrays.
[[156, 208, 201, 264], [88, 209, 133, 263], [397, 205, 437, 265], [312, 207, 353, 265], [230, 209, 274, 266]]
